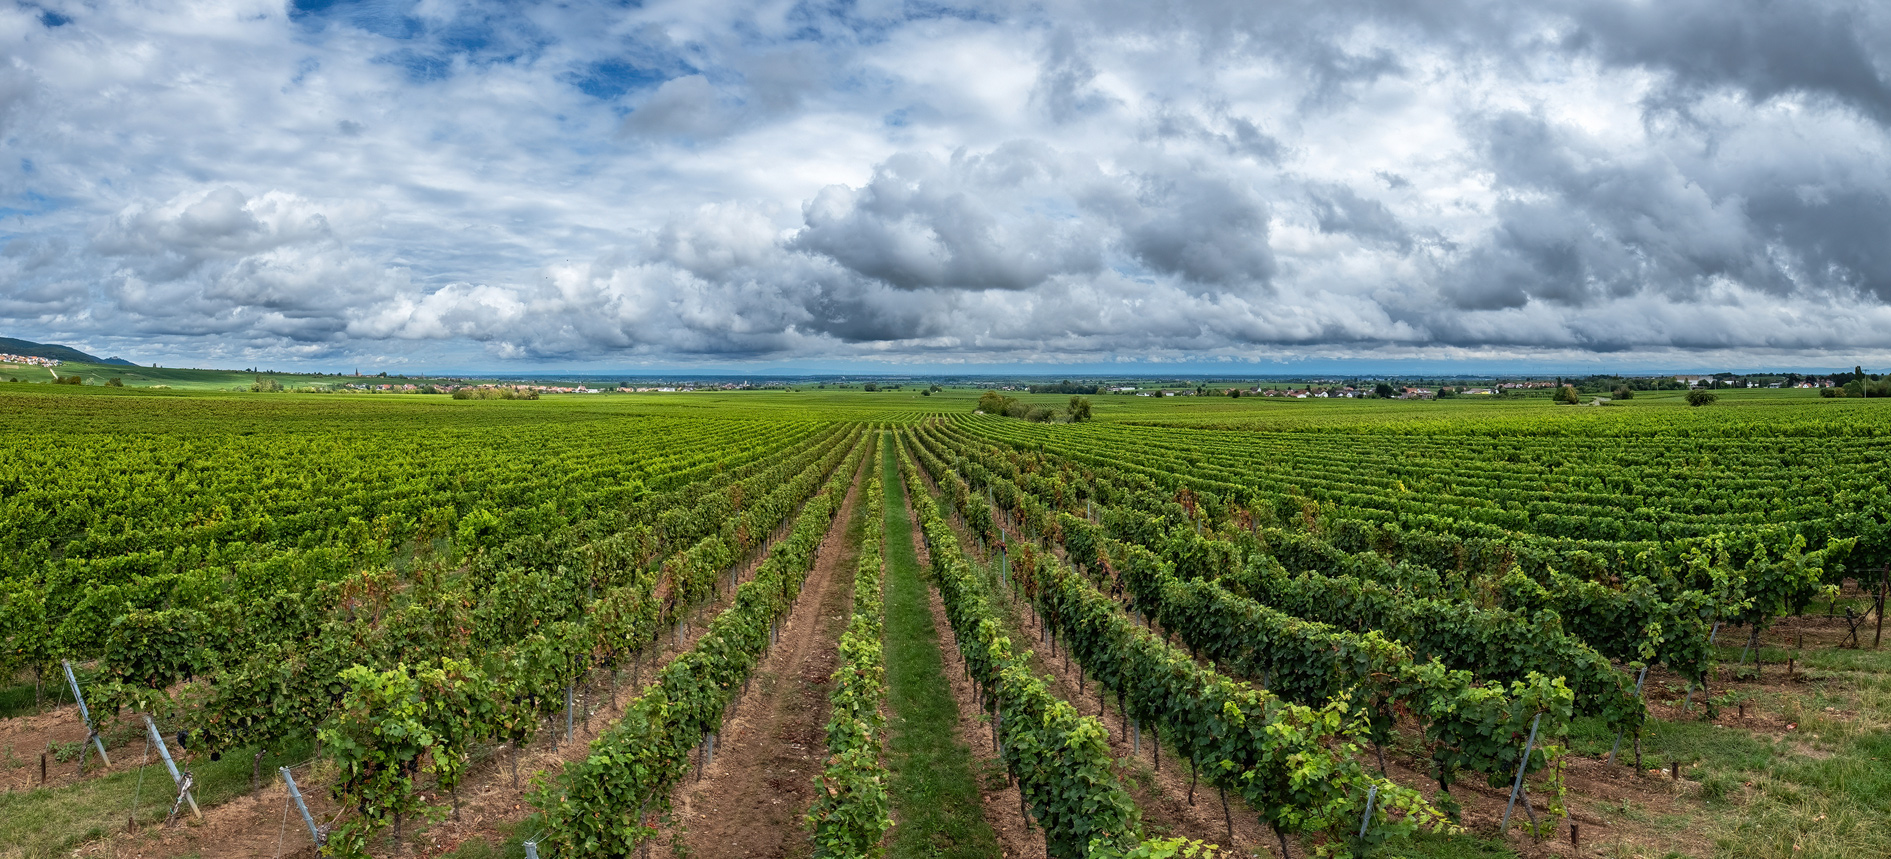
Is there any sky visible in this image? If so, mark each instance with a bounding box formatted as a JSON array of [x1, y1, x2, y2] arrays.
[[2, 0, 1890, 374]]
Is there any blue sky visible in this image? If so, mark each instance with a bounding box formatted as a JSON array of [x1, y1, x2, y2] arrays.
[[3, 0, 1891, 373]]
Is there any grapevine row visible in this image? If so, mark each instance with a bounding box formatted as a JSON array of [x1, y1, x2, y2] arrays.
[[306, 428, 867, 853], [528, 432, 872, 857], [902, 432, 1450, 858], [894, 436, 1146, 858], [806, 469, 892, 858]]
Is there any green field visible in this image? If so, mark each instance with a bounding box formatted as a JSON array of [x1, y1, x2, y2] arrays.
[[1, 383, 1886, 859]]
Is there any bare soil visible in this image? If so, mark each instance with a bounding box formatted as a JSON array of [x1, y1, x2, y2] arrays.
[[669, 457, 865, 858], [1371, 728, 1717, 859], [0, 701, 128, 794]]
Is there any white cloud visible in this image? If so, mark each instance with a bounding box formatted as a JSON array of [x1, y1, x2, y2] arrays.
[[0, 0, 1888, 370]]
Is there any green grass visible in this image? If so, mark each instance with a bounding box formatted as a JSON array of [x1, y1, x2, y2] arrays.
[[1398, 829, 1517, 858], [0, 737, 314, 858], [1557, 640, 1891, 859], [0, 681, 54, 720], [878, 436, 1002, 859], [437, 821, 532, 859]]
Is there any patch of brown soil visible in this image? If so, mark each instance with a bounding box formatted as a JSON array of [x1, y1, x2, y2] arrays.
[[669, 457, 866, 858], [0, 701, 129, 793], [1363, 732, 1721, 859], [76, 762, 344, 859]]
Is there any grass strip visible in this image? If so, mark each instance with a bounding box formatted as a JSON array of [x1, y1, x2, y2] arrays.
[[0, 738, 312, 858], [879, 436, 1001, 859]]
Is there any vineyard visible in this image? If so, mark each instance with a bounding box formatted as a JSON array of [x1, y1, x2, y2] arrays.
[[1, 383, 1888, 859]]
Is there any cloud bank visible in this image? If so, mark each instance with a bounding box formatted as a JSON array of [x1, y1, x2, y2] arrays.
[[2, 0, 1890, 370]]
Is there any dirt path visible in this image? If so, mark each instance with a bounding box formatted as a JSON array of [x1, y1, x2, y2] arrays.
[[672, 455, 867, 858]]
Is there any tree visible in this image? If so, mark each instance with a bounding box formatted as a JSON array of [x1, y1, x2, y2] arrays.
[[1686, 389, 1718, 406], [862, 382, 879, 392], [1612, 385, 1633, 400], [1553, 385, 1580, 404], [1068, 396, 1093, 422], [1843, 379, 1867, 398], [105, 378, 123, 387], [1374, 382, 1396, 398]]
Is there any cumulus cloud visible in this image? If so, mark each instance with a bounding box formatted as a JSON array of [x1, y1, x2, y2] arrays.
[[794, 144, 1107, 291], [1, 0, 1890, 370]]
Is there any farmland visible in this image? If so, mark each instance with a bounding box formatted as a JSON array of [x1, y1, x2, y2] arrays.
[[1, 383, 1888, 859]]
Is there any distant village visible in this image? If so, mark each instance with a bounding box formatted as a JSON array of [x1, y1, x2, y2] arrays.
[[988, 372, 1855, 400], [0, 353, 61, 367], [333, 380, 771, 394]]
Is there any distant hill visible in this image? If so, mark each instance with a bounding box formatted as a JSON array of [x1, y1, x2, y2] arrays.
[[0, 336, 122, 365]]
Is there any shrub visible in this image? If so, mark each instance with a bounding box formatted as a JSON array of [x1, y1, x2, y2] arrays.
[[452, 387, 538, 400], [976, 390, 1016, 414], [1686, 390, 1718, 406], [105, 378, 124, 387], [1553, 385, 1581, 404], [1613, 386, 1633, 400]]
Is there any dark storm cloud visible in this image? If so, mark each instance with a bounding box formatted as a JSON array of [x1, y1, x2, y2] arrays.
[[792, 143, 1107, 291], [1307, 183, 1411, 252], [1031, 30, 1119, 124], [1442, 107, 1886, 313], [2, 0, 1891, 369], [1115, 164, 1275, 289], [1567, 0, 1891, 127]]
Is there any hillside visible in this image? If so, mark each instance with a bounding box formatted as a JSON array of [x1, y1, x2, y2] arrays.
[[0, 335, 120, 364]]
